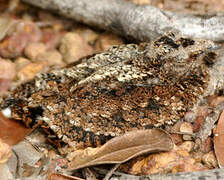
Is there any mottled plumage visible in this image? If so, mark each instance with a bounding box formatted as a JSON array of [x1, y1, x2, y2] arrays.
[[1, 33, 224, 150]]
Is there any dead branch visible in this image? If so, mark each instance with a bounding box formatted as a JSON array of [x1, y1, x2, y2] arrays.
[[95, 167, 224, 180], [22, 0, 224, 42]]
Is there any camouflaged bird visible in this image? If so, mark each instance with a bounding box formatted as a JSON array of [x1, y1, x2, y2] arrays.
[[0, 33, 224, 149]]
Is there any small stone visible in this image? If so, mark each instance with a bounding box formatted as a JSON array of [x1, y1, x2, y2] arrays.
[[202, 151, 218, 168], [0, 58, 16, 80], [184, 110, 195, 122], [14, 57, 30, 71], [35, 50, 64, 66], [183, 135, 193, 141], [165, 120, 183, 133], [200, 137, 213, 153], [170, 134, 183, 145], [180, 122, 193, 134], [0, 58, 16, 93], [179, 141, 194, 152], [17, 62, 48, 82], [41, 29, 63, 50], [0, 21, 42, 58], [59, 32, 93, 64], [24, 42, 47, 60], [95, 32, 124, 51], [194, 138, 202, 151], [192, 151, 204, 163], [74, 28, 99, 45], [192, 116, 205, 133]]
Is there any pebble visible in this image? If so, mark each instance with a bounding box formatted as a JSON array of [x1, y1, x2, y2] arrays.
[[17, 61, 48, 82], [14, 57, 30, 71], [95, 32, 124, 51], [179, 141, 194, 152], [202, 151, 218, 168], [59, 32, 93, 64], [180, 122, 193, 134], [35, 50, 64, 66], [24, 42, 46, 60]]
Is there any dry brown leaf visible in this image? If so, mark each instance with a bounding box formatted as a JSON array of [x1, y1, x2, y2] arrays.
[[214, 109, 224, 167], [68, 129, 173, 170], [47, 173, 85, 180], [0, 112, 33, 145]]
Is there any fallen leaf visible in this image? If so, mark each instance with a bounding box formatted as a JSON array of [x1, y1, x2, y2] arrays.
[[0, 112, 33, 145], [47, 173, 84, 180], [68, 129, 173, 170], [213, 109, 224, 167]]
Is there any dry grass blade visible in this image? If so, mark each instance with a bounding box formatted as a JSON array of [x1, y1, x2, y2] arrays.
[[214, 110, 224, 167], [68, 129, 173, 170]]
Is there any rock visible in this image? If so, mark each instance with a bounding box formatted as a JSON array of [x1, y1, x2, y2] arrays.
[[41, 29, 63, 50], [0, 58, 16, 79], [180, 122, 193, 140], [192, 151, 204, 163], [74, 28, 99, 45], [59, 32, 93, 64], [202, 151, 218, 168], [17, 61, 48, 82], [24, 42, 46, 60], [35, 50, 64, 66], [179, 141, 194, 152], [180, 122, 193, 134], [194, 138, 202, 151], [0, 21, 42, 58], [95, 32, 124, 51], [183, 134, 193, 141], [170, 134, 183, 145], [14, 57, 31, 71], [200, 137, 213, 153], [192, 116, 205, 133], [0, 58, 16, 93]]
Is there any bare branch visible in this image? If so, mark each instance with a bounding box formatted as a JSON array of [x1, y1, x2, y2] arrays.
[[95, 167, 224, 180], [22, 0, 224, 42]]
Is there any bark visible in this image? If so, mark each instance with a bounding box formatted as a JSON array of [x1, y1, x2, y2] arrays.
[[22, 0, 224, 42], [95, 168, 224, 180]]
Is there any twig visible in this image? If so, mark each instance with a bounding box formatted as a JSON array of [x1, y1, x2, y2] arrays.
[[95, 167, 224, 180], [103, 163, 121, 180]]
